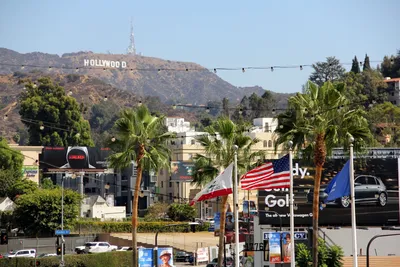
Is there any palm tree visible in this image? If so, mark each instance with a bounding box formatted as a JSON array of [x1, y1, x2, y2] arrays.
[[191, 118, 263, 267], [108, 105, 174, 267], [274, 81, 372, 267]]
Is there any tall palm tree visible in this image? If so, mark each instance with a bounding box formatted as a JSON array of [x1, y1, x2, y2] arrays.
[[191, 118, 263, 267], [274, 81, 372, 267], [108, 105, 174, 267]]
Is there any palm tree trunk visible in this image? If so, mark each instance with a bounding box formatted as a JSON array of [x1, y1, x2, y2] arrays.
[[132, 145, 144, 267], [312, 164, 323, 267], [312, 133, 326, 267], [218, 195, 228, 267]]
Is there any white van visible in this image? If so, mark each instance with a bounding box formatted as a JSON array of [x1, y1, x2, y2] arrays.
[[7, 249, 36, 258]]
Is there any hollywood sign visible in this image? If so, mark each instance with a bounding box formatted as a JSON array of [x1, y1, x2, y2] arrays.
[[83, 59, 127, 68]]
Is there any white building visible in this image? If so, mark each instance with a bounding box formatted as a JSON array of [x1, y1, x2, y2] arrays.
[[165, 117, 194, 133], [81, 195, 126, 221]]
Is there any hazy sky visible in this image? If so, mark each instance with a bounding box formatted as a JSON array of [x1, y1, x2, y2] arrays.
[[0, 0, 399, 94]]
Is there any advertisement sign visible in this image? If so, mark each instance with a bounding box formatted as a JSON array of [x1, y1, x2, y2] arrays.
[[196, 247, 209, 263], [170, 161, 194, 181], [41, 146, 111, 171], [268, 232, 281, 263], [214, 211, 236, 237], [214, 212, 220, 236], [258, 158, 400, 226], [242, 200, 257, 218], [157, 247, 173, 267], [22, 166, 39, 178], [281, 232, 292, 263], [138, 248, 153, 267]]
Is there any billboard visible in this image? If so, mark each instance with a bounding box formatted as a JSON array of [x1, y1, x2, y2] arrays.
[[258, 158, 400, 226], [157, 247, 174, 267], [138, 248, 153, 267], [41, 146, 111, 171], [242, 200, 257, 219], [170, 161, 194, 181]]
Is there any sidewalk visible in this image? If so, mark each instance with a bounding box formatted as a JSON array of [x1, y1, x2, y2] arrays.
[[111, 232, 219, 252]]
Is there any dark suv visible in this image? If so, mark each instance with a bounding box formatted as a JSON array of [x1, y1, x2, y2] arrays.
[[307, 175, 387, 208]]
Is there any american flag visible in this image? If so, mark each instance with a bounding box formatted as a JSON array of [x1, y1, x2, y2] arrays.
[[241, 154, 291, 190]]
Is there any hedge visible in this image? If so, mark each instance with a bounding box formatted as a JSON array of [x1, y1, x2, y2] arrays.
[[73, 221, 210, 234], [0, 251, 132, 267]]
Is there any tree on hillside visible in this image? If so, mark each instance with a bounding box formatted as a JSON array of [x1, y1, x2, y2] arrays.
[[274, 81, 372, 267], [222, 97, 230, 118], [191, 118, 264, 267], [351, 56, 361, 74], [89, 101, 120, 146], [363, 54, 371, 71], [366, 102, 400, 147], [309, 57, 346, 86], [380, 51, 400, 78], [0, 137, 24, 197], [14, 188, 81, 236], [19, 77, 94, 146], [108, 105, 174, 267]]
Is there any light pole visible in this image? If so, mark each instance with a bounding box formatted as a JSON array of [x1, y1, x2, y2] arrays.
[[233, 145, 240, 267], [61, 175, 65, 267]]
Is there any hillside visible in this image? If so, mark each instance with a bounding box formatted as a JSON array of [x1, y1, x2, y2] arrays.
[[0, 72, 198, 143], [0, 48, 269, 103]]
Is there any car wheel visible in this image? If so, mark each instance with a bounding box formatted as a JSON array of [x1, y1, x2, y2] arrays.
[[377, 192, 387, 207], [340, 196, 351, 208]]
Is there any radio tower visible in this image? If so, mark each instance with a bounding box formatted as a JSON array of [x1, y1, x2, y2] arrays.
[[127, 18, 136, 55]]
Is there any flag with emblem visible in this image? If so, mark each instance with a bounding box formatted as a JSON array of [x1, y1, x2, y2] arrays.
[[241, 154, 291, 190], [189, 163, 233, 206]]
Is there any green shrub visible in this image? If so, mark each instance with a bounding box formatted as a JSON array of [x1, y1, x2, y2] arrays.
[[0, 251, 132, 267], [73, 220, 210, 234], [295, 243, 312, 267], [326, 245, 344, 267]]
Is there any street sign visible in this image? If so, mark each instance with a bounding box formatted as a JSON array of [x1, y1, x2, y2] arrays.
[[55, 230, 70, 235]]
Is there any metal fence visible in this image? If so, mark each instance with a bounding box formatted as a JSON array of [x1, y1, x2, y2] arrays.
[[0, 235, 97, 255]]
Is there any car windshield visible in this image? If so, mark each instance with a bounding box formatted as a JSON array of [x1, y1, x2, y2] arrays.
[[85, 243, 96, 247]]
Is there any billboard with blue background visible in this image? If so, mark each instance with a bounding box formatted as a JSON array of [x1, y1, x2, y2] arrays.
[[138, 248, 153, 267]]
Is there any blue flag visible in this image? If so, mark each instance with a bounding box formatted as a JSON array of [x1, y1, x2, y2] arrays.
[[324, 160, 350, 203]]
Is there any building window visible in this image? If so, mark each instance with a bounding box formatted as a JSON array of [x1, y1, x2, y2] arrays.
[[161, 181, 164, 188], [264, 122, 270, 132], [263, 140, 268, 147], [160, 169, 164, 175], [169, 182, 172, 188], [176, 182, 179, 188], [191, 139, 195, 145], [169, 193, 173, 201], [268, 140, 273, 147]]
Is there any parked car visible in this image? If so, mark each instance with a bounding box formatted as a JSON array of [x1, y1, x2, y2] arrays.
[[6, 249, 36, 258], [307, 175, 388, 207], [84, 242, 118, 254], [37, 253, 57, 258], [175, 251, 192, 262], [116, 246, 132, 251], [75, 245, 86, 254]]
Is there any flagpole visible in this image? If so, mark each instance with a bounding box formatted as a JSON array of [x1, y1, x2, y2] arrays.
[[233, 145, 240, 267], [288, 141, 295, 267], [349, 137, 358, 267]]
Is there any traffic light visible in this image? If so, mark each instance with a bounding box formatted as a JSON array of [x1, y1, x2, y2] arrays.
[[56, 244, 65, 255], [0, 232, 8, 245]]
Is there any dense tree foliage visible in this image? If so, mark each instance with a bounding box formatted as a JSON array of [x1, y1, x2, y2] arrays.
[[8, 179, 38, 200], [13, 188, 82, 235], [380, 50, 400, 78], [351, 56, 361, 74], [363, 54, 371, 71], [166, 203, 196, 221], [19, 77, 94, 146], [0, 137, 24, 197], [309, 57, 346, 86]]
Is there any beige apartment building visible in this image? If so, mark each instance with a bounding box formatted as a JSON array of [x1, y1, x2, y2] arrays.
[[10, 144, 43, 184], [157, 117, 286, 218]]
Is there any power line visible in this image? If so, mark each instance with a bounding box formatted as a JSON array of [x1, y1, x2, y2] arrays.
[[0, 60, 383, 73]]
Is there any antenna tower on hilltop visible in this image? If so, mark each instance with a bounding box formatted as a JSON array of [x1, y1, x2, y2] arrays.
[[127, 18, 136, 55]]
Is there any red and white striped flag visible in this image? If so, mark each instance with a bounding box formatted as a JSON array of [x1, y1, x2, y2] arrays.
[[241, 154, 291, 190]]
